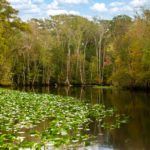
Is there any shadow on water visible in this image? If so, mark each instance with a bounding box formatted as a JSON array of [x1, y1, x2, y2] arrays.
[[13, 86, 150, 150]]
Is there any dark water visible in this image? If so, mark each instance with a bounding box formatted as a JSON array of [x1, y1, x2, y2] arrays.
[[14, 86, 150, 150]]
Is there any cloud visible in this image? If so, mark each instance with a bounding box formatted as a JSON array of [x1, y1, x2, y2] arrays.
[[110, 5, 133, 13], [32, 0, 44, 4], [47, 1, 59, 10], [8, 0, 81, 20], [91, 0, 150, 19], [130, 0, 149, 7], [8, 0, 30, 5], [56, 0, 89, 4], [109, 1, 125, 7], [8, 0, 40, 14], [91, 3, 108, 12], [46, 1, 80, 16], [47, 9, 80, 16], [8, 0, 150, 21]]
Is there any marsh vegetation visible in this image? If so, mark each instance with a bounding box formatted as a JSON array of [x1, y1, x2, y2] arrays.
[[0, 88, 128, 149]]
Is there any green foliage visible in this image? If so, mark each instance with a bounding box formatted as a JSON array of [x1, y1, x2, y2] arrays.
[[0, 0, 29, 85], [110, 69, 133, 87], [0, 1, 149, 88], [0, 88, 128, 148], [109, 10, 150, 88]]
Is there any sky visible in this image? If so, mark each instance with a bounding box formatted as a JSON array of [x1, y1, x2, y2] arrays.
[[8, 0, 150, 21]]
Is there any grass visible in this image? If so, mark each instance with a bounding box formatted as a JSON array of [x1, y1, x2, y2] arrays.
[[0, 88, 128, 149]]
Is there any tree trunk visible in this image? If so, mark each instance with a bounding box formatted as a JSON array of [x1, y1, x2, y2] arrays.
[[79, 57, 83, 84], [82, 41, 87, 84], [65, 41, 71, 86]]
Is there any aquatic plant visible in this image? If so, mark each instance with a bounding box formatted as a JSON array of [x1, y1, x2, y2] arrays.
[[0, 88, 128, 149]]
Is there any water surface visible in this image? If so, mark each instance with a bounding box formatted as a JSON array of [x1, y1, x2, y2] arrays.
[[14, 86, 150, 150]]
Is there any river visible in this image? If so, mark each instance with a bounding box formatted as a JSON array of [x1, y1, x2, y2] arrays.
[[14, 86, 150, 150]]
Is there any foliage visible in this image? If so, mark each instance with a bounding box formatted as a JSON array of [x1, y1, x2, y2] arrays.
[[0, 0, 28, 85], [0, 1, 149, 88], [0, 88, 128, 149], [109, 10, 150, 89]]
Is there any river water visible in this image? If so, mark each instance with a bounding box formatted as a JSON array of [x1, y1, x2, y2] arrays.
[[14, 86, 150, 150]]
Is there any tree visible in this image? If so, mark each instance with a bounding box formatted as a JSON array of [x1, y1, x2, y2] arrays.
[[0, 0, 25, 85]]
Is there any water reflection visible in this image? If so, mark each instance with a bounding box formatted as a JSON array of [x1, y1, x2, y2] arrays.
[[14, 86, 150, 150]]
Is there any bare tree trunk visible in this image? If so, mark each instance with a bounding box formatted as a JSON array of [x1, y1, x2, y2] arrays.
[[82, 41, 87, 84], [98, 34, 102, 84], [101, 47, 106, 84], [22, 52, 26, 85], [27, 49, 30, 85], [94, 38, 99, 79], [32, 62, 38, 86], [79, 56, 83, 84], [65, 41, 71, 86], [75, 38, 82, 80]]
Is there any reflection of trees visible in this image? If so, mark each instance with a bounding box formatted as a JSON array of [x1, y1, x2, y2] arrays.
[[107, 90, 150, 150], [14, 86, 150, 149]]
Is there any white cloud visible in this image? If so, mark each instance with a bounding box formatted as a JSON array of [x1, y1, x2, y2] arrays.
[[46, 1, 80, 16], [47, 9, 68, 16], [8, 0, 41, 16], [47, 1, 59, 10], [8, 0, 150, 21], [109, 1, 125, 7], [91, 3, 108, 12], [91, 0, 150, 19], [56, 0, 89, 4], [8, 0, 32, 5], [47, 9, 80, 16], [110, 5, 132, 13], [109, 0, 150, 17], [130, 0, 149, 7], [32, 0, 44, 4], [8, 0, 81, 20]]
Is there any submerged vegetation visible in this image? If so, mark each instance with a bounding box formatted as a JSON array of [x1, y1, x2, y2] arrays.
[[0, 1, 150, 89], [0, 88, 128, 149]]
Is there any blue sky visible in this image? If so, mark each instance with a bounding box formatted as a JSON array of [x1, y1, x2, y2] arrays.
[[8, 0, 150, 21]]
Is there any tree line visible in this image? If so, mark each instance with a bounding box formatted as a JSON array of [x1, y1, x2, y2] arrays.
[[0, 0, 150, 89]]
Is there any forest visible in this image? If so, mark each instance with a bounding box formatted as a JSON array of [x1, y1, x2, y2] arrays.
[[0, 1, 150, 149], [0, 0, 150, 89]]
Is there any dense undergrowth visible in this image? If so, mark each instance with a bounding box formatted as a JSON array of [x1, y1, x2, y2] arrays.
[[0, 88, 128, 149]]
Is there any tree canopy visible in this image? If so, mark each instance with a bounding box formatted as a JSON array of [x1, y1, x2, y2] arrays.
[[0, 0, 150, 89]]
